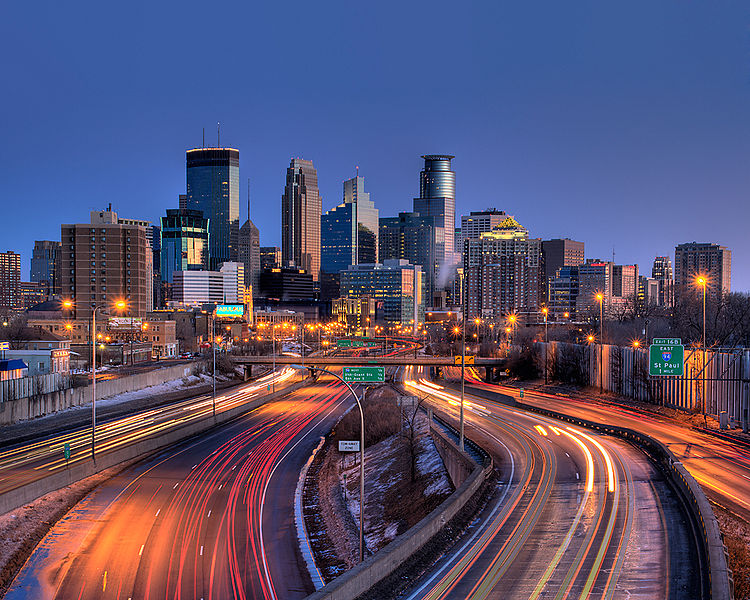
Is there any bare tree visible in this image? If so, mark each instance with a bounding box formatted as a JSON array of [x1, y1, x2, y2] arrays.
[[402, 392, 428, 482]]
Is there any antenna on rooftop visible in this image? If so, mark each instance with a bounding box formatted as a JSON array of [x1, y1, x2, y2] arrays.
[[247, 178, 251, 221], [356, 165, 359, 177], [217, 122, 220, 148], [202, 127, 205, 148]]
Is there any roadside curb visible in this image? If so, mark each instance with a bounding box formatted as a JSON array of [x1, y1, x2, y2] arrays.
[[296, 436, 327, 590]]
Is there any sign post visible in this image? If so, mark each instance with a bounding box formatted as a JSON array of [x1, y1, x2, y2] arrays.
[[454, 355, 475, 365], [63, 443, 71, 468], [342, 366, 385, 383], [649, 338, 685, 377], [338, 440, 360, 452]]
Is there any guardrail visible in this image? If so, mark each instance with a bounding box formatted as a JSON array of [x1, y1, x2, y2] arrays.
[[0, 377, 310, 516], [515, 400, 734, 600]]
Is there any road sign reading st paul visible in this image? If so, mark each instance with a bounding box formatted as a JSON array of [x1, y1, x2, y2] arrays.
[[649, 339, 684, 377]]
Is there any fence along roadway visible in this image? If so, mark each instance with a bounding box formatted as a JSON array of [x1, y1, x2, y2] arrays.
[[230, 355, 506, 366]]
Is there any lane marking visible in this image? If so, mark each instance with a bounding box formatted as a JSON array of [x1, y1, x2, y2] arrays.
[[207, 509, 211, 517], [139, 544, 144, 556], [200, 545, 204, 556], [155, 509, 160, 517]]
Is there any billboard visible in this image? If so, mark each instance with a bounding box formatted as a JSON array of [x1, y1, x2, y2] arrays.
[[216, 304, 244, 317], [108, 317, 143, 330]]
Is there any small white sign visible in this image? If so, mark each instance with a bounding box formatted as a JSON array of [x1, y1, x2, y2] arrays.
[[338, 440, 360, 452]]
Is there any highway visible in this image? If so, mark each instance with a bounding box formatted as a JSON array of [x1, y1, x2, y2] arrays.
[[462, 371, 750, 523], [5, 375, 354, 600], [0, 368, 298, 497], [403, 367, 704, 599]]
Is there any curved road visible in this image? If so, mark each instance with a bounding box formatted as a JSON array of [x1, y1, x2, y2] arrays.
[[403, 367, 703, 599], [6, 376, 354, 600]]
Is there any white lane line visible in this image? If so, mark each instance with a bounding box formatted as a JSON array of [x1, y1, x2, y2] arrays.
[[576, 472, 580, 480], [218, 484, 223, 490], [565, 452, 570, 458], [173, 482, 179, 489], [200, 545, 204, 556], [192, 464, 197, 470], [207, 509, 212, 517], [155, 509, 160, 517], [139, 544, 145, 556]]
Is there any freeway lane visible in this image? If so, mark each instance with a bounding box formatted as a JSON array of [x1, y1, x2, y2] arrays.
[[404, 368, 703, 599], [465, 373, 750, 522], [6, 376, 353, 600], [0, 368, 298, 497]]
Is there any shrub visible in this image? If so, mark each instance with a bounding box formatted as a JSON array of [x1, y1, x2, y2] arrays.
[[333, 386, 400, 448]]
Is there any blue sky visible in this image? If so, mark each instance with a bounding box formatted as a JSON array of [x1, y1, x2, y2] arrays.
[[2, 1, 749, 289]]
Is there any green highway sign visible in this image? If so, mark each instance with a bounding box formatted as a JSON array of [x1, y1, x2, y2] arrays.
[[649, 339, 684, 376], [343, 366, 385, 383], [352, 340, 365, 348], [63, 443, 71, 460], [337, 339, 352, 348]]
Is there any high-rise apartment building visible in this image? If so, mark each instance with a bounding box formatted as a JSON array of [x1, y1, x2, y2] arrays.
[[0, 251, 22, 312], [160, 208, 209, 289], [379, 212, 443, 304], [340, 259, 424, 330], [541, 239, 585, 281], [674, 242, 731, 299], [30, 240, 61, 297], [612, 264, 638, 300], [637, 276, 660, 313], [651, 256, 674, 307], [463, 216, 542, 320], [61, 208, 151, 319], [413, 155, 456, 263], [577, 260, 613, 317], [549, 266, 579, 320], [186, 148, 240, 270], [321, 175, 379, 276], [238, 219, 260, 296], [282, 158, 321, 281], [260, 247, 282, 271], [458, 209, 508, 250]]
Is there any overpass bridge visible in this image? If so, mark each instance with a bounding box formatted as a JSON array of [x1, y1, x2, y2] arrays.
[[230, 355, 508, 381]]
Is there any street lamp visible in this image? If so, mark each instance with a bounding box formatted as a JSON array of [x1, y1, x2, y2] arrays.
[[289, 364, 367, 563], [696, 275, 708, 414], [541, 306, 549, 384], [459, 271, 466, 451], [595, 292, 604, 391]]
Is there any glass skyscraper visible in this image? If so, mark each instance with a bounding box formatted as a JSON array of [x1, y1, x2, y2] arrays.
[[186, 148, 240, 271], [321, 175, 379, 274], [160, 208, 210, 285], [30, 240, 61, 297], [282, 158, 321, 281], [413, 154, 456, 261]]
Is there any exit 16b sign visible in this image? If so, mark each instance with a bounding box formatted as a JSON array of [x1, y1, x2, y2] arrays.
[[649, 339, 684, 377]]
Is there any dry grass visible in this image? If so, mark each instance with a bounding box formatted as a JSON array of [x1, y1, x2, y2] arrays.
[[332, 385, 400, 448], [713, 504, 750, 600]]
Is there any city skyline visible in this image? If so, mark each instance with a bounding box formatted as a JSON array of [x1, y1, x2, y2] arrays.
[[2, 3, 749, 290]]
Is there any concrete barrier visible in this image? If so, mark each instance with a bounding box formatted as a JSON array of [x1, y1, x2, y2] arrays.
[[515, 400, 734, 600], [0, 362, 209, 426], [430, 425, 476, 488], [304, 436, 492, 600], [0, 377, 310, 516]]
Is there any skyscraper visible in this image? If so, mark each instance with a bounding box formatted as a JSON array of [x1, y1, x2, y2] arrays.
[[260, 246, 281, 271], [160, 208, 209, 287], [577, 260, 614, 317], [413, 155, 456, 263], [282, 158, 321, 281], [30, 240, 61, 297], [458, 209, 508, 250], [0, 251, 22, 312], [186, 148, 240, 270], [321, 175, 379, 274], [651, 256, 674, 307], [238, 218, 261, 296], [674, 242, 731, 299]]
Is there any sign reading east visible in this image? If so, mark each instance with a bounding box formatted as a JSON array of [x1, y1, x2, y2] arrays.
[[649, 339, 684, 376]]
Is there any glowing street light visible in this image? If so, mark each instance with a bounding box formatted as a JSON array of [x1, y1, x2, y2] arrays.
[[696, 275, 708, 413]]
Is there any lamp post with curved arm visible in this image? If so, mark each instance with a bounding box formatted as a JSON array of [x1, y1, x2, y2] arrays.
[[290, 364, 366, 563]]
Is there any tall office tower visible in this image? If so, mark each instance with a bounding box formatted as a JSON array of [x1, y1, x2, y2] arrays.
[[549, 266, 579, 320], [611, 264, 639, 314], [282, 158, 321, 281], [321, 175, 379, 273], [577, 260, 614, 317], [379, 212, 443, 304], [61, 208, 151, 319], [219, 262, 245, 304], [0, 251, 22, 312], [674, 242, 731, 299], [186, 148, 240, 270], [30, 240, 61, 297], [463, 216, 542, 320], [652, 255, 674, 307], [151, 225, 162, 307], [160, 208, 210, 293], [413, 155, 456, 263], [238, 218, 260, 295], [459, 209, 508, 248], [637, 275, 660, 314], [541, 239, 585, 281], [260, 246, 282, 271], [179, 194, 187, 211]]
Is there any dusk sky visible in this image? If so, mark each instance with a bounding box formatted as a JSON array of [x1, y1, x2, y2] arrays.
[[2, 2, 749, 289]]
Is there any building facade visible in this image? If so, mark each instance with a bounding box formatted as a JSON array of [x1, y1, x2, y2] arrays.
[[463, 217, 542, 320], [577, 260, 613, 317], [549, 266, 579, 320], [259, 267, 315, 301], [160, 208, 210, 287], [60, 209, 152, 320], [458, 209, 508, 250], [282, 158, 321, 281], [260, 246, 282, 272], [0, 251, 22, 313], [186, 148, 240, 270], [651, 256, 674, 307], [339, 259, 424, 330], [171, 271, 224, 305], [238, 218, 261, 296], [413, 155, 456, 263], [674, 242, 731, 299], [30, 240, 61, 298]]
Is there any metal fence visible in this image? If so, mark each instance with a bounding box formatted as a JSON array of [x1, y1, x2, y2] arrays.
[[0, 372, 73, 403], [541, 341, 750, 427]]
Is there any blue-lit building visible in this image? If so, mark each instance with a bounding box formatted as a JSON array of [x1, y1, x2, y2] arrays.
[[186, 148, 240, 270], [160, 209, 210, 289], [30, 240, 60, 297], [413, 155, 456, 261]]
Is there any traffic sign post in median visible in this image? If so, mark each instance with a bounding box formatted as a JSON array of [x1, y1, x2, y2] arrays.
[[337, 339, 352, 348], [342, 366, 385, 383], [649, 338, 685, 377]]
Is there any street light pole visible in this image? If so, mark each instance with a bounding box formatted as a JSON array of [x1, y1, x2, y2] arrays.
[[542, 307, 548, 385], [460, 271, 465, 452], [290, 364, 366, 563], [596, 293, 604, 391], [212, 314, 217, 420]]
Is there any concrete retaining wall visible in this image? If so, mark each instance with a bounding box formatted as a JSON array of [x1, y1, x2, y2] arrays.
[[305, 440, 492, 600], [0, 377, 310, 516], [0, 362, 207, 426], [516, 399, 734, 600], [430, 425, 475, 488]]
